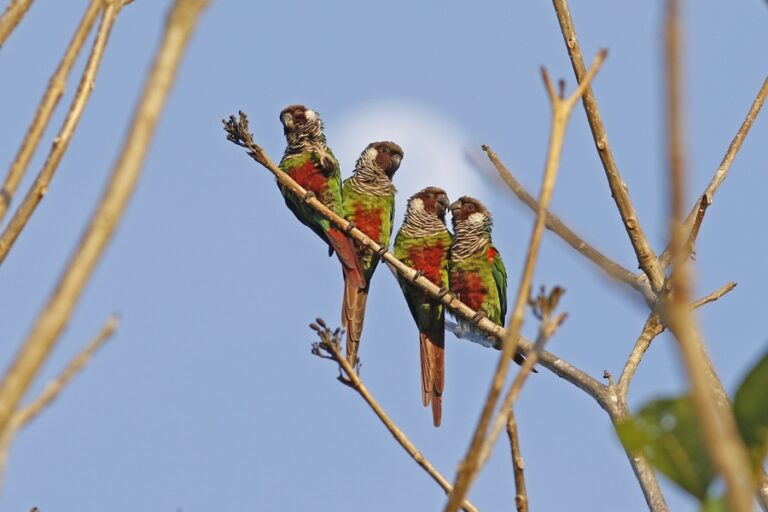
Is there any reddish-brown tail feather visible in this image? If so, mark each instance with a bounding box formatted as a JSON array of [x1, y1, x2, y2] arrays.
[[420, 328, 445, 427], [327, 228, 365, 290], [342, 279, 368, 368]]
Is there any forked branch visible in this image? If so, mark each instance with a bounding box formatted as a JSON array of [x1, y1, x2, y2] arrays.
[[309, 320, 479, 512]]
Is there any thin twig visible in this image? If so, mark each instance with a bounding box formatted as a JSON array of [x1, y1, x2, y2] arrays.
[[0, 0, 35, 48], [310, 323, 479, 512], [551, 0, 665, 292], [481, 145, 652, 300], [0, 0, 103, 224], [663, 2, 754, 510], [0, 0, 211, 435], [13, 315, 119, 429], [689, 281, 736, 310], [444, 51, 607, 512], [616, 314, 663, 399], [659, 76, 768, 267], [506, 412, 528, 512], [0, 0, 126, 265], [0, 315, 118, 492]]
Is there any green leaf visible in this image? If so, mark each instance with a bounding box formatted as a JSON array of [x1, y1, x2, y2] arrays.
[[733, 348, 768, 474], [616, 396, 715, 500]]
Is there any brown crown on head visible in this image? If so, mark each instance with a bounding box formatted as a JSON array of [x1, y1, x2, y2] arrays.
[[449, 196, 490, 223], [367, 141, 404, 178]]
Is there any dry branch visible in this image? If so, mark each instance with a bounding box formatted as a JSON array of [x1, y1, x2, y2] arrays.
[[551, 0, 665, 292], [444, 53, 607, 512], [0, 0, 211, 435], [0, 0, 34, 48], [0, 0, 125, 265], [506, 412, 528, 512], [0, 315, 118, 492], [0, 0, 103, 224], [310, 322, 479, 512], [662, 2, 754, 510]]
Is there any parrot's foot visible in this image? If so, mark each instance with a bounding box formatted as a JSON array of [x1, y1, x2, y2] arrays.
[[410, 269, 424, 282], [302, 190, 316, 202], [472, 310, 487, 323]]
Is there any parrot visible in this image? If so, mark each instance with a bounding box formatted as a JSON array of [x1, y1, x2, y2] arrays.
[[448, 196, 527, 366], [341, 141, 403, 368], [393, 187, 452, 427], [278, 104, 365, 289]]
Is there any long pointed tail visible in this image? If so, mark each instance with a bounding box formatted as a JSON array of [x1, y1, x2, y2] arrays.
[[420, 328, 445, 427], [326, 228, 365, 290], [342, 279, 369, 368]]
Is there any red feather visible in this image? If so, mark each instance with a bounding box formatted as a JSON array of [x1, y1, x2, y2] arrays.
[[327, 228, 365, 289]]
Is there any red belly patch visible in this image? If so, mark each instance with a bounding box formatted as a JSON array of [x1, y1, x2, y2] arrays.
[[353, 204, 383, 241], [407, 242, 446, 286], [451, 271, 486, 311], [288, 161, 327, 195]]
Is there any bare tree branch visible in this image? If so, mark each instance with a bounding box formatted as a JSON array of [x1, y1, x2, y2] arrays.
[[551, 0, 665, 292], [481, 145, 652, 300], [0, 0, 126, 265], [659, 76, 768, 267], [0, 0, 211, 436], [506, 412, 528, 512], [444, 52, 607, 512], [0, 0, 35, 48], [309, 321, 479, 512], [662, 2, 753, 510], [0, 315, 118, 492], [0, 0, 103, 224]]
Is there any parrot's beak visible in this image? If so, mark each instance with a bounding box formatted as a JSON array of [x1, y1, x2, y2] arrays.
[[449, 199, 461, 211]]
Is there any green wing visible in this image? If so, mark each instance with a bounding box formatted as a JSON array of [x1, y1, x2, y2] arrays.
[[490, 245, 508, 326]]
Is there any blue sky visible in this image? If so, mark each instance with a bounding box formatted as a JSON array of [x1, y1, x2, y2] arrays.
[[0, 1, 766, 510]]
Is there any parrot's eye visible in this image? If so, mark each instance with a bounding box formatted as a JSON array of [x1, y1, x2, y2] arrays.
[[466, 203, 475, 211]]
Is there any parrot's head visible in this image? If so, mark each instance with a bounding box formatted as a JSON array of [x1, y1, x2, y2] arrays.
[[358, 141, 404, 179], [280, 104, 324, 142], [450, 196, 492, 233], [410, 186, 450, 221]]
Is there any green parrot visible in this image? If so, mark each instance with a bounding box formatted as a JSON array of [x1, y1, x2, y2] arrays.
[[341, 141, 403, 368], [393, 187, 452, 427], [278, 104, 364, 289], [448, 196, 526, 366]]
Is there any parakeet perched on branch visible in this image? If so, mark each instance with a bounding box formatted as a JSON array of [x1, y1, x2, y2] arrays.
[[341, 141, 403, 368], [448, 196, 526, 366], [278, 104, 364, 289], [394, 187, 452, 427]]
